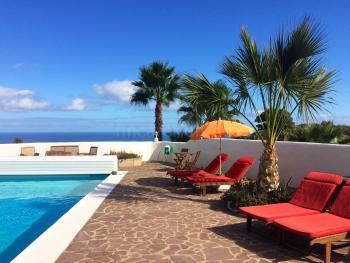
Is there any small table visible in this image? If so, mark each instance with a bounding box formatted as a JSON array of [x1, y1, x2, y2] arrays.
[[174, 152, 192, 169]]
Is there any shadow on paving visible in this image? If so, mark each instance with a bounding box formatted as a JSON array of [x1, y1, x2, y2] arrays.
[[92, 174, 231, 214], [209, 212, 350, 263], [88, 163, 350, 263]]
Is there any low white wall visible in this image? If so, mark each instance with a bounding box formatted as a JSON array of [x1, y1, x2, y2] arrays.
[[2, 139, 350, 186], [152, 139, 350, 187], [0, 141, 156, 161]]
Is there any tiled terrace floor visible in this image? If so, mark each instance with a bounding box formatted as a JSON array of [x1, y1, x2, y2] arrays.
[[57, 162, 350, 263]]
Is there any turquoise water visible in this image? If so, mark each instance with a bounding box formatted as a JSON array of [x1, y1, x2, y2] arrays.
[[0, 174, 108, 263]]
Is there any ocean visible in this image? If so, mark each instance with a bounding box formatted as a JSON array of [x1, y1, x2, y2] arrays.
[[0, 132, 168, 144]]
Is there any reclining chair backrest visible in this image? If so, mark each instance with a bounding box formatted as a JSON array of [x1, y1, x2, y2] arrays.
[[289, 172, 343, 212], [21, 147, 35, 156], [204, 153, 230, 174], [330, 178, 350, 219], [90, 146, 98, 155], [225, 157, 255, 180], [65, 145, 79, 155], [51, 146, 65, 152]]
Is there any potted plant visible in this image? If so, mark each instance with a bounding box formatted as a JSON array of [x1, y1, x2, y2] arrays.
[[109, 150, 142, 168]]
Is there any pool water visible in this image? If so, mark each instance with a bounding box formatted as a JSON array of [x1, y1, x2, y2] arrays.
[[0, 174, 108, 263]]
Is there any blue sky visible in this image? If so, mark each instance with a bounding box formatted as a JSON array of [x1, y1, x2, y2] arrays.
[[0, 0, 349, 132]]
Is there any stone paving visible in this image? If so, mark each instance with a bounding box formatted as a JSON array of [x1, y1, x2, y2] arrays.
[[57, 162, 350, 263]]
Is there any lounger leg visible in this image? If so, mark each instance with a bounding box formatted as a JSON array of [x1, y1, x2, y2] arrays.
[[174, 177, 178, 185], [202, 186, 207, 196], [325, 242, 331, 263], [192, 185, 196, 192], [279, 229, 285, 245], [246, 217, 252, 232], [180, 178, 184, 187]]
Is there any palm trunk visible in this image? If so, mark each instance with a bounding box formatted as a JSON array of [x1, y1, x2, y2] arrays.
[[155, 100, 163, 141], [257, 144, 279, 192]]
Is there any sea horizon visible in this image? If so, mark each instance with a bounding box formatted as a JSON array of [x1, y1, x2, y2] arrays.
[[0, 132, 171, 144]]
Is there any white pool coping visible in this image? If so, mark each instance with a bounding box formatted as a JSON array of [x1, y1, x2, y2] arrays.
[[12, 171, 128, 263], [0, 156, 118, 175]]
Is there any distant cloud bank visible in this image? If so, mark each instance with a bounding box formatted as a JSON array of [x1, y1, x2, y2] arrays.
[[93, 79, 180, 111], [62, 98, 87, 111], [94, 80, 135, 105], [0, 86, 50, 111]]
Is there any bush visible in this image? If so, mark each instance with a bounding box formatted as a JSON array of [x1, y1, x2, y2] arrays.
[[166, 131, 191, 142], [13, 137, 23, 143], [109, 150, 141, 159], [222, 177, 294, 211]]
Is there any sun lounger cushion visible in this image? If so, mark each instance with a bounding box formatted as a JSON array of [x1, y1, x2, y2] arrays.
[[225, 157, 255, 180], [273, 213, 350, 239], [205, 153, 230, 174], [239, 172, 343, 223], [289, 172, 343, 211], [167, 153, 230, 178], [187, 175, 233, 182], [273, 179, 350, 239], [240, 203, 320, 223], [328, 178, 350, 219], [167, 170, 206, 178]]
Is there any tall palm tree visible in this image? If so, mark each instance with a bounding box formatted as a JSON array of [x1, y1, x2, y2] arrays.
[[221, 18, 336, 192], [131, 61, 180, 141], [178, 73, 237, 127]]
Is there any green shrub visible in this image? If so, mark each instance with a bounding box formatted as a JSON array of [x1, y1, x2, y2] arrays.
[[166, 131, 191, 142], [110, 150, 141, 159], [13, 137, 23, 143], [222, 177, 294, 211]]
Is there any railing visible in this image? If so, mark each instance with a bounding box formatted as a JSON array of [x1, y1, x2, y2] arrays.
[[0, 156, 118, 175]]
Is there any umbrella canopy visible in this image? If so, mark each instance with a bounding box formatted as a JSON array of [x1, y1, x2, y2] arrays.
[[190, 120, 253, 140], [190, 120, 253, 174]]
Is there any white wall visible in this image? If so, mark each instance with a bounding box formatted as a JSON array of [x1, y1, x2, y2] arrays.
[[0, 141, 156, 161], [153, 139, 350, 187], [2, 139, 350, 186]]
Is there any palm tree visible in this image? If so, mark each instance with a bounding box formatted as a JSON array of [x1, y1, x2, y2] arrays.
[[178, 73, 237, 127], [221, 18, 336, 192], [131, 61, 180, 141]]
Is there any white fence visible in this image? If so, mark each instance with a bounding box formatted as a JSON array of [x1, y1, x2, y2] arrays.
[[1, 139, 350, 186], [152, 139, 350, 187]]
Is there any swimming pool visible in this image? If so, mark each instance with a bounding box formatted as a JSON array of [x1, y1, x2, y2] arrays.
[[0, 174, 108, 263]]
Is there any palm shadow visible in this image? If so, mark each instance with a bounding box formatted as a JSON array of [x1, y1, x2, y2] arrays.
[[208, 221, 350, 263]]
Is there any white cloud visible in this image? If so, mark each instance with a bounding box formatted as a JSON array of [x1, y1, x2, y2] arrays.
[[0, 86, 50, 111], [165, 100, 181, 111], [12, 63, 25, 69], [315, 114, 350, 125], [94, 80, 179, 112], [62, 98, 87, 111], [94, 80, 136, 104]]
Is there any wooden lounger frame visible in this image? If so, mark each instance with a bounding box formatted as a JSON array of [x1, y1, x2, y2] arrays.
[[192, 167, 251, 196], [192, 180, 236, 195], [247, 217, 349, 263], [279, 227, 349, 263], [310, 232, 349, 263]]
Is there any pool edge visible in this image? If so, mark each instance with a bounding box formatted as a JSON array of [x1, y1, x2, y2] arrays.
[[11, 171, 128, 263]]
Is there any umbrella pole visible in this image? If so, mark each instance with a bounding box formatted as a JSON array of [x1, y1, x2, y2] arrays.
[[219, 137, 222, 175]]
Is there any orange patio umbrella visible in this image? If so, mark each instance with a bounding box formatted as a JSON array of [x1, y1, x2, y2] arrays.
[[190, 120, 253, 174]]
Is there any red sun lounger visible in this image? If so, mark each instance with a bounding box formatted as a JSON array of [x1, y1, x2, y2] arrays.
[[187, 157, 255, 195], [273, 178, 350, 263], [239, 172, 343, 229], [167, 153, 230, 184]]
